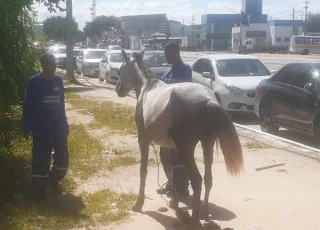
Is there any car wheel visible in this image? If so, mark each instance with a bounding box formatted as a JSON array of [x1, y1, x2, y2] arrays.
[[260, 106, 279, 134]]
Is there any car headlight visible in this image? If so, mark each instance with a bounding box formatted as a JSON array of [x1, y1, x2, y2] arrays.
[[225, 84, 244, 96]]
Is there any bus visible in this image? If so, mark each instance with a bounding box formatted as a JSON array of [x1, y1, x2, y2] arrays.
[[289, 35, 320, 55]]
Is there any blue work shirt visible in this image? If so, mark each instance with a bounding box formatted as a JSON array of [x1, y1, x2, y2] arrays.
[[160, 63, 192, 84], [22, 73, 68, 134]]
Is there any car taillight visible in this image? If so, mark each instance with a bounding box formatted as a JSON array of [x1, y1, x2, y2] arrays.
[[256, 85, 260, 91]]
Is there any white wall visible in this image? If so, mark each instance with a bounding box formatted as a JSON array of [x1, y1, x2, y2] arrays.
[[270, 25, 303, 46]]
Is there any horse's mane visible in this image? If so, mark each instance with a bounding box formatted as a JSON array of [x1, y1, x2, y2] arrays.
[[132, 52, 158, 80]]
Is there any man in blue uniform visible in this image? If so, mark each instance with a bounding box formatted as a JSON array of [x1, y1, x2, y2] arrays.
[[23, 54, 69, 200], [157, 42, 192, 197]]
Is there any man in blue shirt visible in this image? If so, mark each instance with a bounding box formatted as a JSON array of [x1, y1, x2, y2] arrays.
[[157, 42, 192, 197], [23, 54, 69, 201]]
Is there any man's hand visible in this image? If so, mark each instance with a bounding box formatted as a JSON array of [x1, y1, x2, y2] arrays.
[[24, 131, 32, 140]]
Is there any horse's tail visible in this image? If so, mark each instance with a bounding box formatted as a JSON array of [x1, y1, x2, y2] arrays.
[[207, 100, 244, 176]]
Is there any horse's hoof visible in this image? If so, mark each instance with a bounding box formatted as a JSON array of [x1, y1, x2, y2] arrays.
[[169, 199, 179, 210], [200, 206, 209, 221]]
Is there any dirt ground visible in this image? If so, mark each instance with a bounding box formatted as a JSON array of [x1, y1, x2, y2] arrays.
[[66, 86, 320, 230]]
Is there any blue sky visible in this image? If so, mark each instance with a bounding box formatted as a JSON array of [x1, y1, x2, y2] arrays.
[[33, 0, 320, 29]]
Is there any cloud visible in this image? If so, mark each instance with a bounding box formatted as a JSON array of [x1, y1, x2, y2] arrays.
[[32, 0, 320, 30]]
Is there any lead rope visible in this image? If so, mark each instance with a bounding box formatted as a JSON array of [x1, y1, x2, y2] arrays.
[[150, 142, 170, 206]]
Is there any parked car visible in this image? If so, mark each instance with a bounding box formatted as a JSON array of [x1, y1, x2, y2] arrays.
[[99, 50, 133, 84], [107, 45, 121, 51], [191, 54, 272, 113], [255, 62, 320, 136], [76, 49, 105, 77], [49, 45, 66, 68], [98, 50, 169, 84]]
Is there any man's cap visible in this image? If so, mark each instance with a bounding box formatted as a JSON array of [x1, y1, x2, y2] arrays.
[[40, 53, 56, 66]]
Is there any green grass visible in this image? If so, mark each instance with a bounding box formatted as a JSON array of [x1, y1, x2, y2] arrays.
[[0, 107, 138, 230], [244, 141, 270, 150], [65, 93, 137, 135], [0, 189, 137, 230]]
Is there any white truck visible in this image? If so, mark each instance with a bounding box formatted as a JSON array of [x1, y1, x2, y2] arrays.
[[181, 36, 198, 51], [243, 38, 288, 53]]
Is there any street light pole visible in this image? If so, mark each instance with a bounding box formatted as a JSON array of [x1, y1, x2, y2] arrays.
[[66, 0, 74, 80]]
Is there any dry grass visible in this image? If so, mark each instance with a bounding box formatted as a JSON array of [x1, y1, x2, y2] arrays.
[[244, 141, 270, 150], [66, 93, 137, 135]]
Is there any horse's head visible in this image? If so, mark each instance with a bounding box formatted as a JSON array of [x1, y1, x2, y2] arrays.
[[116, 49, 144, 97]]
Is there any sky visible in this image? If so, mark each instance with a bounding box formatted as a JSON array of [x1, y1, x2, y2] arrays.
[[32, 0, 320, 30]]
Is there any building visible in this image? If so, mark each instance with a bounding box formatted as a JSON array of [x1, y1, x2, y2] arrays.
[[201, 0, 304, 51], [118, 14, 169, 49], [168, 20, 201, 37], [201, 14, 241, 50]]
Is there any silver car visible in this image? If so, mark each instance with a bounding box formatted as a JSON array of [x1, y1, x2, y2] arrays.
[[76, 49, 105, 77], [49, 45, 66, 68]]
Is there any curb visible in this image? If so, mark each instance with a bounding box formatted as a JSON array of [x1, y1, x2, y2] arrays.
[[235, 123, 320, 162]]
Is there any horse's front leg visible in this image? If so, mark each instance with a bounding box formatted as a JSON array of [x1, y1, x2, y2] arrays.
[[132, 135, 150, 212]]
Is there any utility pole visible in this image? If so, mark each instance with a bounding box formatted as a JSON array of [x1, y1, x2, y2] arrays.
[[303, 1, 309, 35], [191, 15, 195, 36], [292, 8, 295, 35], [182, 17, 185, 37], [293, 8, 295, 20], [90, 0, 96, 21], [66, 0, 74, 80]]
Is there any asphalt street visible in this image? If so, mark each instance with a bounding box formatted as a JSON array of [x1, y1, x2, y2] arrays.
[[67, 53, 320, 149]]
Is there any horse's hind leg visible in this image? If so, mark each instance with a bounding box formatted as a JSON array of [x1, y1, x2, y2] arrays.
[[132, 135, 149, 212], [200, 139, 214, 221]]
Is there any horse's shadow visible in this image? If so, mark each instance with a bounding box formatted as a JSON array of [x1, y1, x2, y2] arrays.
[[179, 196, 236, 221], [143, 196, 236, 230]]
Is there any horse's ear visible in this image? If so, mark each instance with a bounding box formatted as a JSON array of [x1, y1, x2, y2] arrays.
[[121, 49, 130, 64]]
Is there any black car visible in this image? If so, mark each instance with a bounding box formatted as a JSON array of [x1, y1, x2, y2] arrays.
[[254, 62, 320, 137]]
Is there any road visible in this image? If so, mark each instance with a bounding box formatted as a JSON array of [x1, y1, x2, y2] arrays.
[[69, 53, 320, 150]]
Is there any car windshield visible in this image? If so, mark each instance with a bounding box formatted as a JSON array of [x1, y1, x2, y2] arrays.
[[215, 59, 271, 77], [53, 48, 66, 54], [110, 53, 124, 63], [85, 51, 105, 59], [143, 53, 169, 67]]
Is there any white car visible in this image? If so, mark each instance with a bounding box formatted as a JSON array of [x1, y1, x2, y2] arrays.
[[191, 54, 272, 113], [99, 50, 133, 84], [49, 45, 66, 68], [76, 49, 105, 77]]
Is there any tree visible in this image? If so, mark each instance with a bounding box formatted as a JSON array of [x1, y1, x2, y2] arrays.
[[0, 0, 65, 150], [43, 16, 78, 43], [83, 15, 120, 38], [307, 13, 320, 33]]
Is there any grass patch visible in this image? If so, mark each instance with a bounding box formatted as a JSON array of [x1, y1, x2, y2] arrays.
[[65, 93, 137, 135], [57, 71, 79, 86], [106, 156, 139, 171], [244, 142, 270, 150], [0, 189, 137, 230], [68, 124, 104, 180]]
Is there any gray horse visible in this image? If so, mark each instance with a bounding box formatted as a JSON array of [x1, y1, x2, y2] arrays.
[[116, 49, 244, 227]]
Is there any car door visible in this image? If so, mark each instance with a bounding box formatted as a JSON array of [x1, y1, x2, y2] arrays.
[[270, 65, 297, 127], [192, 59, 205, 84], [285, 67, 317, 134]]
